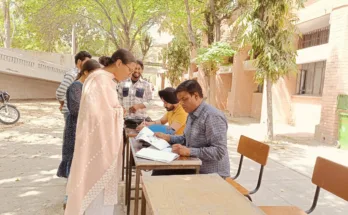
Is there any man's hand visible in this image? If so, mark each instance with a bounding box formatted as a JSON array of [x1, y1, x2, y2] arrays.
[[136, 122, 145, 132], [59, 104, 63, 111], [129, 104, 145, 113], [123, 107, 127, 115], [172, 144, 190, 157], [129, 105, 138, 113], [155, 132, 170, 142]]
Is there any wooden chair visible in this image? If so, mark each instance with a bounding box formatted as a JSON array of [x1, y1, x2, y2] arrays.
[[260, 156, 348, 214], [226, 135, 270, 201]]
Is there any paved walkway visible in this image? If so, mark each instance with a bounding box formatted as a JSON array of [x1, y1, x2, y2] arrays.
[[0, 99, 347, 215]]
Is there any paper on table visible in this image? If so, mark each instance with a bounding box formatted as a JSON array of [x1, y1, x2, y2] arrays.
[[135, 147, 179, 163], [148, 145, 173, 153], [135, 127, 170, 150]]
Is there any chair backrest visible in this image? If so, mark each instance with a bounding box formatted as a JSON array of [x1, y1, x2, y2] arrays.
[[312, 157, 348, 201], [237, 135, 270, 166]]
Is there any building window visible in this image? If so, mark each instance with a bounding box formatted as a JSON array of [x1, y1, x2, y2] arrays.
[[298, 27, 330, 49], [296, 61, 326, 96]]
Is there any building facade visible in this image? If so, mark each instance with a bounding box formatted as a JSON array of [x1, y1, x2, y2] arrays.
[[222, 0, 348, 145]]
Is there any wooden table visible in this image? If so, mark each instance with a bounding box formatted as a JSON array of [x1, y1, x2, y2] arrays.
[[141, 173, 266, 215], [126, 138, 202, 215]]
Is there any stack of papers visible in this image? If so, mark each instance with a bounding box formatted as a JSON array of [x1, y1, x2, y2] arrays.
[[135, 127, 178, 163], [136, 148, 179, 163]]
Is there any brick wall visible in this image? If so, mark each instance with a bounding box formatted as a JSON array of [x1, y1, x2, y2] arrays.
[[227, 50, 257, 117], [0, 73, 59, 100], [251, 93, 262, 120], [291, 96, 322, 130], [210, 73, 232, 110], [315, 3, 348, 145]]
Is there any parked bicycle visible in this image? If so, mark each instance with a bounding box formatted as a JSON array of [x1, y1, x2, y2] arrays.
[[0, 91, 20, 125]]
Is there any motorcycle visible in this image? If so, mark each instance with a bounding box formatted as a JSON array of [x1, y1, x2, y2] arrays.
[[0, 91, 20, 125]]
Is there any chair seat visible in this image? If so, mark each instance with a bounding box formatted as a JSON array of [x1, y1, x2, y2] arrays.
[[260, 206, 307, 215], [225, 178, 249, 195]]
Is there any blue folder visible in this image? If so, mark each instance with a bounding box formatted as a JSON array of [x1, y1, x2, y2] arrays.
[[148, 124, 175, 134]]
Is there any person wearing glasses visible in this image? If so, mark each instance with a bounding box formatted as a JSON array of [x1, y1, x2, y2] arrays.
[[64, 49, 136, 215], [117, 60, 153, 119], [155, 80, 230, 178]]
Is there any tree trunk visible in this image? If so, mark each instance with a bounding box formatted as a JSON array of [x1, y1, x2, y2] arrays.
[[209, 0, 219, 42], [215, 20, 221, 42], [189, 47, 197, 78], [266, 77, 274, 141], [204, 11, 214, 45], [2, 0, 11, 48], [71, 24, 77, 55], [184, 0, 197, 79]]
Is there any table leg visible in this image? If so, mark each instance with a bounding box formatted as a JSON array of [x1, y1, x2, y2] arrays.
[[141, 190, 146, 215], [126, 148, 133, 215], [134, 168, 141, 215], [195, 166, 200, 174], [125, 138, 130, 205]]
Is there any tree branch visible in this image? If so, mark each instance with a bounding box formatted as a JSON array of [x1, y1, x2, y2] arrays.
[[184, 0, 197, 47], [128, 1, 136, 27], [115, 0, 128, 27], [78, 13, 119, 48], [130, 19, 154, 50], [90, 0, 120, 47]]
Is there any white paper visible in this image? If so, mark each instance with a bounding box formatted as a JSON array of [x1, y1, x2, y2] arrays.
[[135, 127, 170, 150], [136, 126, 154, 137], [148, 145, 172, 153], [135, 148, 179, 163]]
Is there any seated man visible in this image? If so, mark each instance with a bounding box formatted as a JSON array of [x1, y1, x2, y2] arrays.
[[136, 87, 188, 135], [156, 80, 230, 178]]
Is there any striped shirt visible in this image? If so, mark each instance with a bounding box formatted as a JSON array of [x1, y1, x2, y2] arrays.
[[56, 68, 79, 114], [169, 102, 231, 178]]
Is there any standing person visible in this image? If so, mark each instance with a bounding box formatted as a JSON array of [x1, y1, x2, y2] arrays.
[[117, 60, 152, 118], [56, 51, 92, 121], [65, 49, 136, 215], [57, 59, 101, 209], [57, 59, 101, 178]]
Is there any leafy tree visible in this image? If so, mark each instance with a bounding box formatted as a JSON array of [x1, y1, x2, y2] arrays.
[[81, 0, 163, 52], [196, 42, 235, 76], [163, 37, 190, 86], [138, 31, 153, 61], [206, 0, 238, 43], [1, 0, 11, 48], [236, 0, 304, 141]]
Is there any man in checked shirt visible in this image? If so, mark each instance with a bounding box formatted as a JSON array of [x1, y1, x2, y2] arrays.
[[117, 60, 152, 119], [156, 80, 231, 178]]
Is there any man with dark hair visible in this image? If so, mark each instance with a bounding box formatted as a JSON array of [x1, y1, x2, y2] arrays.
[[56, 51, 92, 121], [136, 87, 188, 135], [118, 59, 152, 119], [156, 80, 230, 178]]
